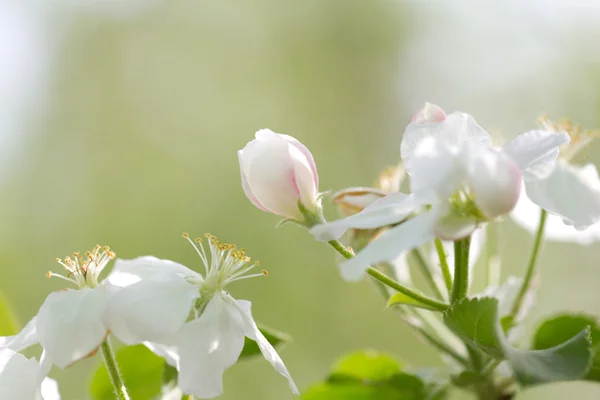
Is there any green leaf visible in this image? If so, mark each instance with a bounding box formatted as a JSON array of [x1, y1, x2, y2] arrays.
[[443, 297, 504, 359], [387, 292, 440, 311], [239, 324, 292, 359], [89, 344, 165, 400], [302, 351, 426, 400], [163, 363, 178, 386], [444, 297, 593, 387], [330, 350, 402, 381], [533, 314, 600, 381], [0, 292, 20, 336]]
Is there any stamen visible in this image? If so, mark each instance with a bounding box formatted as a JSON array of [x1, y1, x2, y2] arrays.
[[183, 233, 209, 274], [46, 271, 78, 285]]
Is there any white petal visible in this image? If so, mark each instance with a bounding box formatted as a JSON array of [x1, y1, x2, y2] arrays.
[[502, 130, 570, 180], [468, 149, 522, 218], [434, 213, 478, 241], [242, 133, 303, 220], [105, 256, 198, 288], [36, 288, 108, 369], [144, 342, 179, 368], [0, 317, 38, 352], [234, 298, 298, 395], [310, 192, 423, 241], [401, 111, 491, 174], [511, 183, 600, 245], [175, 295, 246, 399], [238, 150, 269, 212], [280, 133, 319, 192], [409, 102, 446, 123], [526, 162, 600, 229], [339, 209, 439, 281], [0, 348, 39, 399], [104, 277, 199, 344], [390, 251, 412, 285], [40, 378, 60, 400]]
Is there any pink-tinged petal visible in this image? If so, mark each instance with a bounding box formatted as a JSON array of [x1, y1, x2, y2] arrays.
[[287, 142, 318, 209], [435, 211, 478, 241], [511, 184, 600, 245], [525, 162, 600, 230], [280, 133, 319, 189], [0, 349, 39, 399], [310, 192, 425, 241], [502, 130, 570, 181], [242, 133, 303, 219], [238, 150, 269, 212], [234, 297, 298, 395], [468, 149, 522, 218], [175, 295, 246, 399], [104, 276, 199, 344], [36, 288, 108, 369], [0, 316, 38, 353], [339, 208, 440, 281], [409, 102, 447, 123]]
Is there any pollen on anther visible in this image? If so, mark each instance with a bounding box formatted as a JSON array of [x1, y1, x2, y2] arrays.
[[182, 232, 189, 238], [55, 257, 61, 263], [194, 237, 202, 243], [46, 271, 52, 278], [261, 270, 268, 276]]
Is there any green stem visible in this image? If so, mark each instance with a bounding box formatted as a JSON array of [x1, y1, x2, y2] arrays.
[[450, 236, 471, 303], [411, 248, 445, 300], [509, 209, 547, 318], [434, 238, 453, 294], [101, 339, 130, 400], [327, 240, 448, 312], [411, 323, 469, 367]]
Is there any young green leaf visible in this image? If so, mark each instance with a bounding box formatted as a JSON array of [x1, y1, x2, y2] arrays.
[[387, 292, 442, 311], [443, 297, 593, 386]]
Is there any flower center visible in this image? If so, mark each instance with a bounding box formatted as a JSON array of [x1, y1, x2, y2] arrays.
[[538, 115, 600, 161], [47, 245, 115, 288], [182, 233, 267, 294]]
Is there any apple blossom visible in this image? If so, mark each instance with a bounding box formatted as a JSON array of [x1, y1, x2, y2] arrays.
[[0, 348, 59, 400], [511, 117, 600, 238], [311, 103, 568, 280], [239, 129, 319, 221], [0, 246, 117, 369], [103, 233, 298, 399]]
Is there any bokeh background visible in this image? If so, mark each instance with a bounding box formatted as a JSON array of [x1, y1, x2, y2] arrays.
[[2, 1, 600, 399]]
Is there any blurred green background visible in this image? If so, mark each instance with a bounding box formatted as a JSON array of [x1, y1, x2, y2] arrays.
[[1, 1, 600, 399]]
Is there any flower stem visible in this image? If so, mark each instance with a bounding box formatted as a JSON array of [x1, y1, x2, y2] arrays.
[[509, 209, 547, 318], [434, 238, 453, 294], [450, 236, 471, 303], [327, 240, 448, 312], [101, 338, 130, 400], [411, 248, 445, 300]]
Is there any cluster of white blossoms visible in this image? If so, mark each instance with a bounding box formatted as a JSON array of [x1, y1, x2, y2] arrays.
[[0, 238, 297, 399]]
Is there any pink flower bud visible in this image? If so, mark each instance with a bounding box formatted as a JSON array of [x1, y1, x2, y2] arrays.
[[238, 129, 319, 220], [409, 102, 447, 123], [469, 148, 523, 218]]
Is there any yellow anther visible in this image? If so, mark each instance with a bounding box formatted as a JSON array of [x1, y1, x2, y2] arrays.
[[56, 257, 61, 263], [46, 271, 52, 278], [261, 270, 268, 276], [194, 237, 202, 243], [182, 232, 189, 238], [73, 252, 80, 258], [102, 245, 110, 252]]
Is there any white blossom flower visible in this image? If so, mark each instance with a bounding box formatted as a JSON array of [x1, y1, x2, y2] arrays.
[[0, 246, 117, 369], [0, 348, 59, 400], [511, 117, 600, 242], [311, 104, 569, 280], [104, 234, 298, 399], [238, 129, 319, 221]]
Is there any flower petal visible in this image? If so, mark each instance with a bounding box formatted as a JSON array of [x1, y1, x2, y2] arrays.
[[40, 377, 61, 400], [175, 295, 245, 399], [238, 150, 269, 212], [105, 256, 198, 288], [144, 342, 179, 368], [36, 288, 108, 369], [390, 251, 412, 286], [104, 277, 199, 344], [281, 133, 319, 191], [0, 316, 38, 352], [401, 112, 491, 174], [310, 192, 422, 241], [234, 298, 298, 395], [0, 348, 39, 399], [526, 162, 600, 229], [502, 130, 569, 180], [339, 209, 439, 281], [407, 136, 465, 198], [511, 182, 600, 245]]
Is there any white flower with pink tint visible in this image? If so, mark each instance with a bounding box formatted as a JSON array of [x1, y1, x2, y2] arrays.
[[311, 103, 568, 281], [238, 129, 319, 221]]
